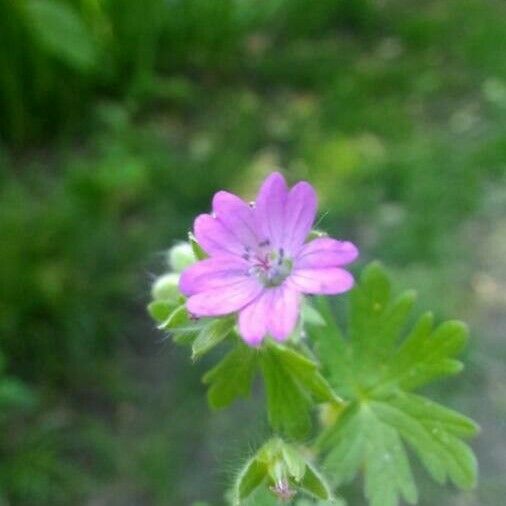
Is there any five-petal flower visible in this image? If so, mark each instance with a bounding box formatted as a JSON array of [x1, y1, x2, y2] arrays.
[[180, 172, 358, 346]]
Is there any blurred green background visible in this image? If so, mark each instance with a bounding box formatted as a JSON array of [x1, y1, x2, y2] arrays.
[[0, 0, 505, 504]]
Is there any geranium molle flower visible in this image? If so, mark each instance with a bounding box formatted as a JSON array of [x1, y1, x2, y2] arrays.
[[179, 172, 358, 346]]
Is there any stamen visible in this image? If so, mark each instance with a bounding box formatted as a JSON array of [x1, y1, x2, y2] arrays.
[[259, 239, 270, 247], [247, 247, 292, 288]]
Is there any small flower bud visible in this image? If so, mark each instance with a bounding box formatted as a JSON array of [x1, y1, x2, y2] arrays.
[[167, 242, 196, 272], [151, 273, 180, 302]]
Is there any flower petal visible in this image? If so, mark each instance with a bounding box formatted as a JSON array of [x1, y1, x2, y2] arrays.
[[296, 238, 359, 269], [289, 268, 354, 294], [267, 286, 301, 341], [254, 172, 288, 248], [238, 292, 270, 346], [282, 181, 317, 253], [179, 256, 250, 296], [212, 191, 259, 250], [186, 278, 263, 317], [194, 213, 244, 256]]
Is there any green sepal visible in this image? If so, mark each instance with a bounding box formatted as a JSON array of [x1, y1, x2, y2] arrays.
[[159, 304, 203, 345], [235, 456, 268, 502], [189, 231, 208, 260], [299, 461, 333, 501], [191, 317, 236, 360]]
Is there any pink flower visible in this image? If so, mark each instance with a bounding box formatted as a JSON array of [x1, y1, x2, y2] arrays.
[[179, 172, 358, 346]]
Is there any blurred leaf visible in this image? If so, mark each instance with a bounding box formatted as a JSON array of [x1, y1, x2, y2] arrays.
[[25, 0, 97, 71], [203, 342, 258, 409], [0, 378, 36, 409]]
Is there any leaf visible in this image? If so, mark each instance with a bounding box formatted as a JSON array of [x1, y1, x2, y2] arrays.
[[318, 406, 366, 486], [191, 317, 235, 360], [267, 342, 341, 405], [260, 346, 312, 439], [312, 298, 354, 398], [259, 342, 344, 439], [362, 408, 418, 506], [25, 0, 97, 71], [384, 319, 468, 392], [312, 262, 479, 505], [348, 262, 417, 382], [386, 394, 478, 489], [203, 343, 258, 409]]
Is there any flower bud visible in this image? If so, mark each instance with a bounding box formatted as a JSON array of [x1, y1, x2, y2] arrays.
[[233, 437, 333, 504], [167, 242, 196, 272], [151, 273, 180, 302]]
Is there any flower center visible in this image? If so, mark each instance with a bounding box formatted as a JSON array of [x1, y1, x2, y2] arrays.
[[247, 246, 293, 288]]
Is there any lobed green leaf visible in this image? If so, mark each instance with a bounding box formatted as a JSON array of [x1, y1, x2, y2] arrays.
[[314, 262, 478, 505], [260, 346, 312, 439], [203, 343, 258, 410]]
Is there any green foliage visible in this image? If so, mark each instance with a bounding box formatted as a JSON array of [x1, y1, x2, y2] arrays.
[[203, 342, 258, 409], [260, 342, 342, 439], [311, 263, 479, 506], [25, 0, 97, 71], [199, 335, 341, 440]]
